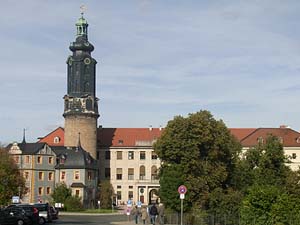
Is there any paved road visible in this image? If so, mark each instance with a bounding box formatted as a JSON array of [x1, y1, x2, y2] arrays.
[[52, 213, 138, 225]]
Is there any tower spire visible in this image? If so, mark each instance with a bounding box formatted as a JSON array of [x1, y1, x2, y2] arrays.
[[22, 128, 26, 144]]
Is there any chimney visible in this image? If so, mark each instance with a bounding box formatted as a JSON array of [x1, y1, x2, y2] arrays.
[[280, 125, 288, 129], [149, 125, 152, 131], [159, 125, 162, 131]]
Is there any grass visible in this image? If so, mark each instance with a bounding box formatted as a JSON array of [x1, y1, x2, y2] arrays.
[[83, 208, 119, 213]]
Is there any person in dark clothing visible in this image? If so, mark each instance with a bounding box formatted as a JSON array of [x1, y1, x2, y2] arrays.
[[149, 203, 158, 225]]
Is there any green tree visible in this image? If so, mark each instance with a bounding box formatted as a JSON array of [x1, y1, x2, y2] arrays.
[[64, 195, 83, 211], [51, 182, 72, 205], [0, 147, 25, 206], [239, 135, 300, 224], [154, 110, 241, 213], [99, 180, 114, 209]]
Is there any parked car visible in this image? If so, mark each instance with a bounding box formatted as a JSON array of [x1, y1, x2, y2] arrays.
[[49, 206, 58, 220], [0, 206, 31, 225], [32, 203, 52, 225], [6, 204, 39, 225]]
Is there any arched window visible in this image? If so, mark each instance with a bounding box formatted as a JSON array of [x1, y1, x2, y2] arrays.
[[140, 166, 145, 180], [151, 166, 158, 180], [53, 136, 60, 144]]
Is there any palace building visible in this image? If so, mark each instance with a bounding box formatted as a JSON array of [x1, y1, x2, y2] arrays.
[[6, 13, 300, 208]]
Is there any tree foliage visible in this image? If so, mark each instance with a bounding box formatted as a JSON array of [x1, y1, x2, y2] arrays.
[[51, 182, 72, 204], [239, 135, 300, 224], [0, 147, 25, 206], [99, 180, 114, 209], [154, 110, 242, 213]]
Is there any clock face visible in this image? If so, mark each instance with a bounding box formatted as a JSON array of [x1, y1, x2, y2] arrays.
[[84, 58, 91, 65]]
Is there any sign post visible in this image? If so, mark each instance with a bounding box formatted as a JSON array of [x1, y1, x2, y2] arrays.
[[178, 185, 187, 225]]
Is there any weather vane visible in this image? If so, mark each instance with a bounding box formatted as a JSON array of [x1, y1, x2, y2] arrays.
[[80, 4, 87, 16]]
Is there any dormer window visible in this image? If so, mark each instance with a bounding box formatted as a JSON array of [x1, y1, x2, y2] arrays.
[[257, 137, 264, 144], [60, 155, 66, 164], [118, 140, 124, 145], [296, 137, 300, 143], [54, 136, 60, 144]]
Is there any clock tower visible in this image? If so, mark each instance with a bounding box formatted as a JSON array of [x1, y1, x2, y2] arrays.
[[63, 13, 99, 159]]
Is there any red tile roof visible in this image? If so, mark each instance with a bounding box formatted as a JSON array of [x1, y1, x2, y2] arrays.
[[38, 127, 300, 148], [97, 128, 163, 147], [37, 127, 64, 146], [240, 128, 300, 147], [229, 128, 256, 141]]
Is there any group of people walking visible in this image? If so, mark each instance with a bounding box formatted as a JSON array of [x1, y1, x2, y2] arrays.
[[130, 203, 165, 225]]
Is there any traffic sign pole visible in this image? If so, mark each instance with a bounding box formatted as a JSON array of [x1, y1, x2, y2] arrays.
[[178, 185, 187, 225]]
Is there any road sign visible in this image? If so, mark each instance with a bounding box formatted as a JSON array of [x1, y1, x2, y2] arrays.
[[180, 194, 185, 199], [127, 200, 132, 207], [178, 185, 187, 195], [12, 196, 19, 204]]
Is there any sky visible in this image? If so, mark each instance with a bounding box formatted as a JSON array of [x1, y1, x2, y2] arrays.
[[2, 0, 300, 144]]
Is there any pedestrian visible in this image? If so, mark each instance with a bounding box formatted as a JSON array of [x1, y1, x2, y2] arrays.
[[158, 203, 165, 225], [141, 206, 148, 224], [149, 203, 158, 225], [131, 205, 140, 224]]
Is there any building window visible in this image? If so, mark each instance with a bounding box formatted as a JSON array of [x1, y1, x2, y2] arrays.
[[37, 156, 42, 164], [74, 171, 80, 180], [46, 187, 51, 195], [48, 172, 53, 181], [292, 153, 297, 159], [257, 137, 264, 144], [151, 166, 158, 180], [151, 152, 158, 160], [105, 168, 111, 179], [24, 171, 29, 180], [38, 172, 44, 181], [140, 151, 146, 160], [38, 187, 43, 196], [117, 191, 122, 200], [128, 191, 133, 200], [25, 156, 30, 164], [75, 189, 80, 197], [48, 157, 53, 164], [117, 151, 122, 160], [116, 168, 122, 180], [14, 156, 20, 164], [96, 151, 100, 160], [60, 171, 66, 181], [129, 186, 133, 189], [117, 185, 122, 189], [53, 136, 60, 143], [128, 168, 134, 180], [105, 151, 111, 160], [128, 151, 134, 160], [88, 171, 92, 180], [140, 166, 146, 180]]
